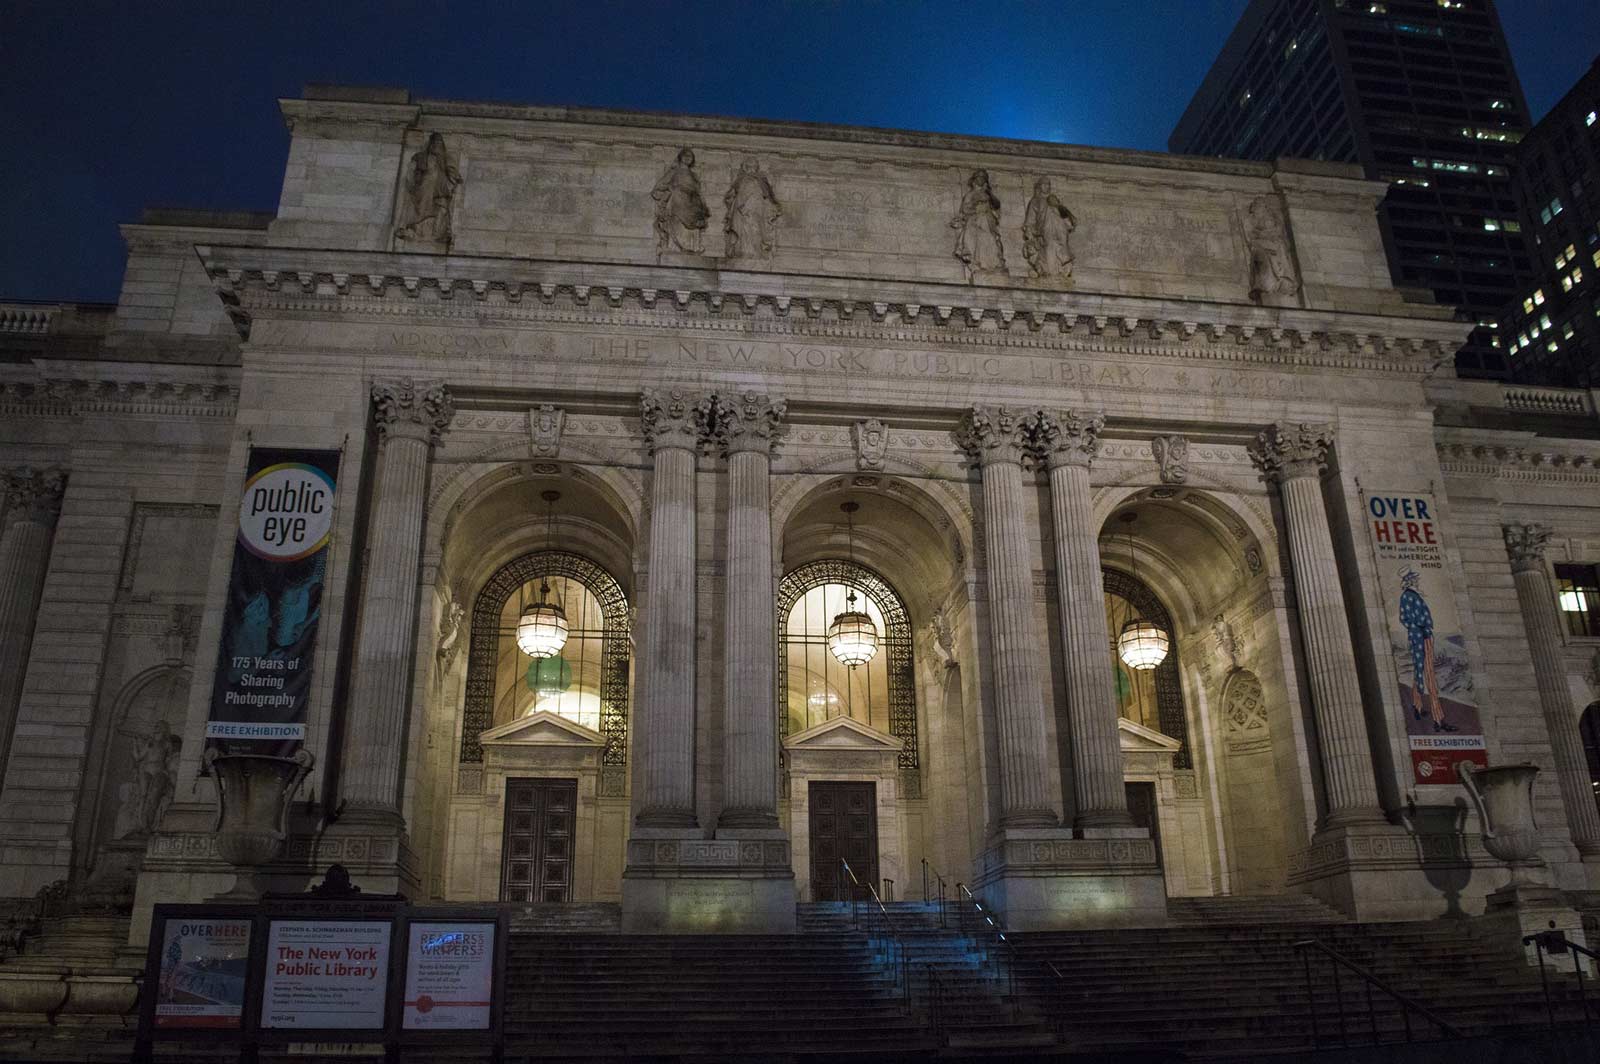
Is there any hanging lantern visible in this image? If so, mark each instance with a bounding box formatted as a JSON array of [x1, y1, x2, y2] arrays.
[[827, 501, 880, 669], [1117, 618, 1170, 671], [517, 489, 569, 660]]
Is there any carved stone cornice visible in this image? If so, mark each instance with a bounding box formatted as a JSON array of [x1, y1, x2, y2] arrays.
[[709, 391, 785, 455], [1248, 421, 1335, 483], [371, 378, 454, 444], [1436, 437, 1600, 486], [1502, 523, 1552, 574], [1027, 409, 1105, 470], [0, 375, 238, 420], [2, 467, 68, 528], [955, 406, 1031, 468], [639, 388, 703, 454]]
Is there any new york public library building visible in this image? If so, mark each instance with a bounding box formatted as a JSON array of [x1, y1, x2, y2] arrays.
[[4, 83, 1600, 1045]]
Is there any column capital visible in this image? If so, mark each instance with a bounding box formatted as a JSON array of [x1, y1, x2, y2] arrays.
[[956, 405, 1031, 467], [710, 391, 786, 455], [2, 467, 67, 528], [640, 388, 705, 454], [1248, 421, 1334, 482], [371, 378, 454, 444], [1503, 522, 1552, 573], [1029, 409, 1106, 470]]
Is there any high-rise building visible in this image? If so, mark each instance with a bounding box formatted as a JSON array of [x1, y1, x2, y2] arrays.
[[1499, 56, 1600, 387], [1170, 0, 1534, 378]]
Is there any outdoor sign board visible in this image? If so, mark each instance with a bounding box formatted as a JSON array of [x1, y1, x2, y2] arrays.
[[402, 921, 497, 1030], [151, 915, 252, 1028], [1363, 489, 1488, 785], [262, 919, 392, 1030]]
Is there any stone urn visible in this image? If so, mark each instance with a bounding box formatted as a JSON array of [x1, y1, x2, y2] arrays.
[[206, 747, 313, 899], [1460, 762, 1543, 888]]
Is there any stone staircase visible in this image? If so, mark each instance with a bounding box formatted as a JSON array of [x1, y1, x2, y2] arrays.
[[1167, 892, 1347, 925], [507, 901, 621, 933]]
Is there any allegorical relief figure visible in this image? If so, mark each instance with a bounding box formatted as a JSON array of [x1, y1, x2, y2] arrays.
[[723, 158, 782, 259], [950, 169, 1007, 278], [1244, 196, 1300, 305], [113, 719, 181, 839], [1022, 177, 1077, 279], [652, 148, 710, 255], [394, 133, 461, 248]]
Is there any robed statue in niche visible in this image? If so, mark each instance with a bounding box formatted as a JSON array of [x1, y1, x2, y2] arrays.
[[950, 169, 1007, 278], [723, 159, 782, 259], [113, 719, 180, 839], [1245, 197, 1300, 305], [1023, 177, 1077, 279], [652, 148, 710, 255], [395, 133, 461, 248]]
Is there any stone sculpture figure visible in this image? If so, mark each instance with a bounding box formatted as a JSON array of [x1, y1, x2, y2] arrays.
[[1022, 177, 1077, 279], [723, 159, 782, 259], [853, 418, 889, 471], [1244, 197, 1299, 304], [113, 719, 180, 839], [652, 148, 710, 255], [394, 133, 461, 248], [436, 599, 466, 671], [950, 169, 1007, 278], [1151, 434, 1190, 484], [1212, 615, 1243, 672]]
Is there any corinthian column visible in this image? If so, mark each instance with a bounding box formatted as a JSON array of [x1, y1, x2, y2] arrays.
[[0, 468, 66, 775], [715, 392, 786, 830], [635, 389, 705, 829], [1031, 411, 1132, 830], [341, 379, 453, 816], [1503, 523, 1600, 856], [1249, 422, 1383, 826], [957, 407, 1058, 829]]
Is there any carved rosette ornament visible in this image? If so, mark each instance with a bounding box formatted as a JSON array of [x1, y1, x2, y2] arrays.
[[955, 406, 1031, 467], [710, 392, 786, 454], [640, 388, 702, 453], [529, 404, 565, 458], [1502, 522, 1552, 574], [2, 467, 67, 528], [371, 379, 455, 444], [1248, 421, 1335, 482], [1026, 409, 1105, 469], [1151, 435, 1190, 484], [853, 418, 889, 471]]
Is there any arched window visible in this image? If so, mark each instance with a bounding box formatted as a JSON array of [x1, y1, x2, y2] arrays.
[[460, 552, 630, 783], [1581, 703, 1600, 818], [1102, 567, 1192, 768], [777, 559, 918, 774]]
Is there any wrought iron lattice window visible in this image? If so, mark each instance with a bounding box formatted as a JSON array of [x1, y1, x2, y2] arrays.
[[1102, 567, 1192, 769], [460, 551, 631, 766], [777, 559, 919, 771]]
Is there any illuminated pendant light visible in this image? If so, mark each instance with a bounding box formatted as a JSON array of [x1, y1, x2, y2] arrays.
[[1115, 511, 1169, 672], [828, 501, 879, 669], [516, 490, 569, 660]]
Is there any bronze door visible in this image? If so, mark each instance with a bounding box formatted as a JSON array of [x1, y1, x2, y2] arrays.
[[809, 781, 878, 901], [500, 778, 577, 903], [1125, 781, 1163, 869]]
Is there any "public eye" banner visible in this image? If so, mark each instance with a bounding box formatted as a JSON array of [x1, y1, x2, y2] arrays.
[[1364, 490, 1487, 786], [206, 448, 340, 756]]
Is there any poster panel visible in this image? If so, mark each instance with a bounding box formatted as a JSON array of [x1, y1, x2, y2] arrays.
[[206, 448, 340, 756], [261, 920, 391, 1030], [153, 917, 252, 1028], [402, 922, 496, 1030], [1365, 490, 1487, 785]]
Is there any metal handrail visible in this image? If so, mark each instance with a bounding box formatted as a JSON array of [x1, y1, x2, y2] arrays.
[[1523, 926, 1598, 1032], [920, 858, 950, 928], [839, 858, 911, 1009], [1293, 939, 1463, 1047], [954, 883, 1072, 1019]]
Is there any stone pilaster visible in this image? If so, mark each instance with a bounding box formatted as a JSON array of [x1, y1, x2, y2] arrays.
[[633, 388, 704, 829], [0, 469, 66, 778], [1030, 411, 1133, 831], [1249, 422, 1384, 826], [956, 406, 1057, 829], [340, 379, 454, 823], [1503, 523, 1600, 857], [713, 392, 786, 831]]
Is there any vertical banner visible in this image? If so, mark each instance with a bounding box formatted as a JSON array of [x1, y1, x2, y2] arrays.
[[207, 448, 340, 756], [1364, 490, 1486, 785]]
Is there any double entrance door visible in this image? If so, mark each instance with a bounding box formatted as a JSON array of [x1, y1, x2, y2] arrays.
[[500, 777, 576, 903], [809, 781, 878, 901]]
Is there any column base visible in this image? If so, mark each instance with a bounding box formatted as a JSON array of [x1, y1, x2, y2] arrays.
[[1287, 821, 1503, 921], [621, 828, 795, 933], [970, 826, 1166, 929], [1476, 882, 1591, 972], [317, 806, 420, 897]]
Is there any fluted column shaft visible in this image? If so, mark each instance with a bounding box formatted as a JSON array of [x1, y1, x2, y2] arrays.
[[1251, 423, 1383, 826], [1039, 411, 1132, 829], [717, 393, 785, 827], [959, 408, 1058, 829], [0, 469, 66, 777], [342, 379, 453, 815], [636, 390, 702, 828], [1505, 524, 1600, 856]]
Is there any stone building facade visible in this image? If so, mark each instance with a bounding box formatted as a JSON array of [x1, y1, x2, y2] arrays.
[[3, 86, 1600, 950]]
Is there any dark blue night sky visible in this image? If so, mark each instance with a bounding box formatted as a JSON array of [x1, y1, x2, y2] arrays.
[[2, 1, 1595, 303]]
